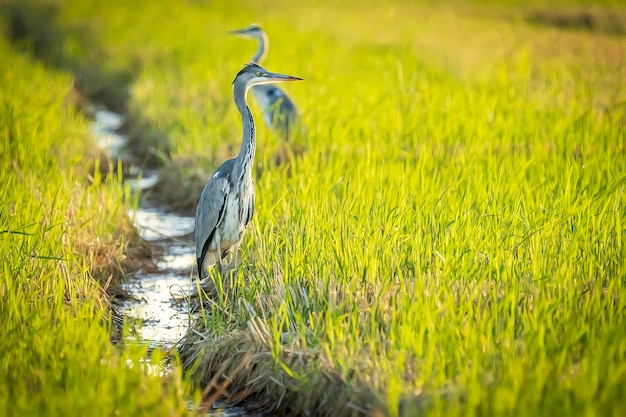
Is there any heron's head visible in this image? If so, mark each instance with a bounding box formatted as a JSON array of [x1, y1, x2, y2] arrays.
[[234, 63, 302, 90], [229, 24, 264, 40]]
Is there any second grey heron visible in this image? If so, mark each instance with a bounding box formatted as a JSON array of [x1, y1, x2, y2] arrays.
[[229, 24, 299, 140], [195, 63, 302, 279]]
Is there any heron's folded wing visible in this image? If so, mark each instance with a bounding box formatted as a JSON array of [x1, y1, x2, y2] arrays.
[[195, 174, 230, 263]]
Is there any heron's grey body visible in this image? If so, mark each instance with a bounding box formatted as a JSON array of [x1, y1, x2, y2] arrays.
[[230, 24, 298, 140], [195, 63, 302, 279], [250, 85, 297, 136]]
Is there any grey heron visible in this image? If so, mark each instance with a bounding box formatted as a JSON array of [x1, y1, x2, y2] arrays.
[[229, 24, 299, 140], [195, 63, 302, 279]]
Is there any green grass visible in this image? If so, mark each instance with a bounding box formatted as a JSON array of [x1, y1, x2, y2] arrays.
[[2, 0, 625, 415], [0, 23, 190, 416]]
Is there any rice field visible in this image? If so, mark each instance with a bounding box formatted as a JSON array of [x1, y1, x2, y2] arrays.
[[1, 0, 625, 416]]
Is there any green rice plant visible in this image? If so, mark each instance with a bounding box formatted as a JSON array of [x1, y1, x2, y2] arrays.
[[0, 30, 190, 416]]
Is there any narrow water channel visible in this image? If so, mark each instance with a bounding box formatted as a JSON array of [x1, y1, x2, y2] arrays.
[[92, 109, 262, 417], [91, 109, 195, 347], [124, 204, 195, 345]]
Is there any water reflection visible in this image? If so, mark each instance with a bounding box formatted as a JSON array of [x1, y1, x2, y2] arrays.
[[91, 108, 196, 345]]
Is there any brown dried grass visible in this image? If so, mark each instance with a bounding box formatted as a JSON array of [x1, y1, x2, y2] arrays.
[[178, 317, 386, 417]]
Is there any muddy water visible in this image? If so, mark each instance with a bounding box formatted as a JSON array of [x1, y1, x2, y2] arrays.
[[125, 203, 195, 345], [92, 109, 195, 347]]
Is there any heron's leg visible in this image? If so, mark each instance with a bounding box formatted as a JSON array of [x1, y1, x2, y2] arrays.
[[229, 242, 240, 269], [214, 233, 223, 277]]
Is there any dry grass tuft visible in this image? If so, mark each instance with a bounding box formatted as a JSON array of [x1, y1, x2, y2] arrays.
[[179, 318, 385, 417], [63, 182, 158, 301], [74, 231, 156, 301]]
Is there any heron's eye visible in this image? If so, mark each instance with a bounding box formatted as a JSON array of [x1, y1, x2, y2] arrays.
[[255, 71, 262, 76]]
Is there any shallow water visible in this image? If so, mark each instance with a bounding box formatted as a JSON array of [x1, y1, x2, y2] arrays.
[[131, 206, 194, 242], [121, 256, 192, 345], [125, 200, 196, 345], [92, 109, 196, 346]]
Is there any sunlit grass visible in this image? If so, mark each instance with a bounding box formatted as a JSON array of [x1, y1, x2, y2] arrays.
[[0, 30, 190, 416], [2, 0, 625, 415]]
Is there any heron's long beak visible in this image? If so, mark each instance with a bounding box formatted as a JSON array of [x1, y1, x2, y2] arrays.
[[262, 72, 303, 83], [228, 28, 248, 36]]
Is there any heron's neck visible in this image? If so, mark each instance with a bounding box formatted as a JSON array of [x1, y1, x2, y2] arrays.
[[234, 83, 255, 176], [252, 32, 269, 64]]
